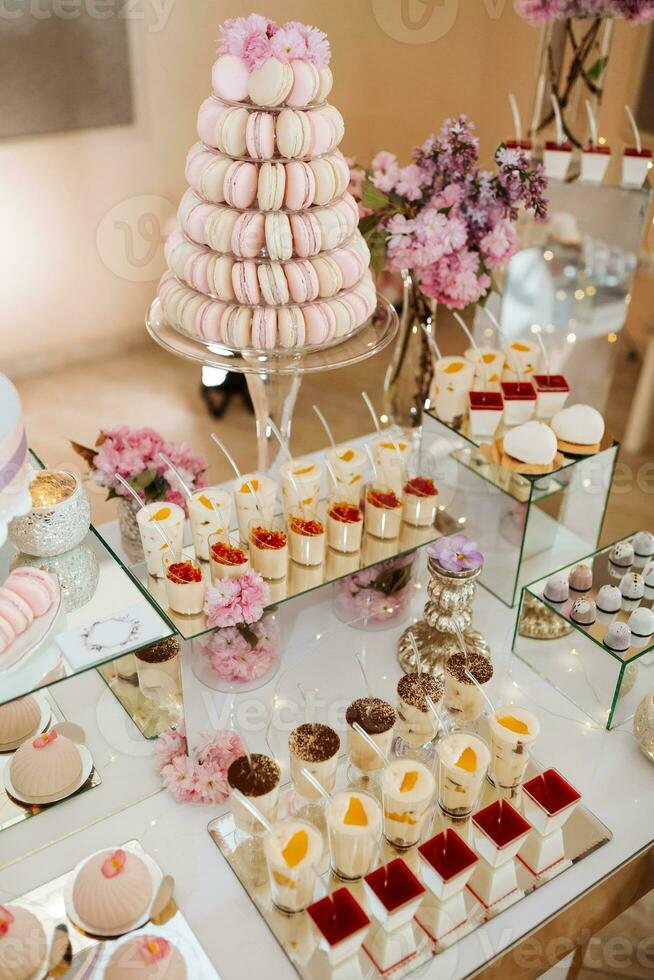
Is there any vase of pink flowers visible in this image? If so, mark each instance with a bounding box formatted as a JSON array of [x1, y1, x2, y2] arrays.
[[333, 552, 418, 631], [72, 425, 207, 562], [518, 1, 653, 147], [351, 117, 548, 428], [193, 612, 281, 693]]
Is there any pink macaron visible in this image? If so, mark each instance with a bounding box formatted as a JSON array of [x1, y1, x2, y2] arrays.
[[330, 246, 365, 289], [231, 212, 265, 259], [0, 618, 15, 653], [285, 60, 319, 108], [196, 98, 228, 148], [303, 302, 337, 344], [179, 191, 214, 245], [224, 161, 258, 209], [6, 568, 57, 617], [246, 111, 275, 160], [198, 299, 228, 341], [232, 261, 261, 305], [184, 249, 213, 294], [284, 161, 316, 211], [308, 109, 336, 155], [212, 54, 249, 103], [343, 291, 369, 327], [251, 308, 278, 350], [290, 213, 321, 258], [330, 153, 352, 196], [185, 144, 212, 188], [0, 589, 32, 633], [283, 259, 319, 303]]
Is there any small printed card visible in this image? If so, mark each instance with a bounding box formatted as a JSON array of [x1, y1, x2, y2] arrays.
[[55, 603, 169, 671]]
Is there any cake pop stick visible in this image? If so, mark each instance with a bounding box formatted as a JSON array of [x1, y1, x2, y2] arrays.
[[625, 104, 642, 154], [551, 93, 565, 146], [420, 323, 442, 360], [210, 432, 265, 518], [361, 391, 404, 469], [585, 100, 599, 147], [114, 474, 176, 555], [452, 622, 495, 716], [509, 93, 522, 144], [352, 722, 389, 766], [313, 404, 336, 449], [231, 788, 274, 834], [300, 767, 333, 802]]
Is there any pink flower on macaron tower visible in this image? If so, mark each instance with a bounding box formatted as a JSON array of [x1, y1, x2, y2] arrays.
[[428, 534, 484, 573]]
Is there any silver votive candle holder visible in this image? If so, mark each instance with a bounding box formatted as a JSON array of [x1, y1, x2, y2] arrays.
[[9, 470, 91, 557]]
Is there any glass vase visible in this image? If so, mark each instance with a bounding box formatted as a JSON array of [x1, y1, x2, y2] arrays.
[[531, 17, 615, 148], [117, 496, 145, 564], [332, 552, 418, 631], [191, 611, 281, 692], [384, 270, 436, 430]]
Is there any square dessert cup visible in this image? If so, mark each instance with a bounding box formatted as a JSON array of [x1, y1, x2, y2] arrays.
[[468, 391, 504, 438], [522, 768, 581, 836], [248, 517, 289, 581], [580, 145, 611, 184], [208, 531, 250, 582], [287, 510, 326, 567], [533, 374, 569, 419], [472, 800, 532, 867], [307, 887, 370, 966], [621, 148, 652, 188], [364, 484, 403, 540], [363, 858, 425, 931], [543, 142, 573, 181], [500, 381, 536, 426], [326, 497, 364, 553], [418, 829, 478, 902]]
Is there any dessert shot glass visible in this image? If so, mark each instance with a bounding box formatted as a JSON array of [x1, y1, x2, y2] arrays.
[[381, 758, 436, 849], [264, 819, 323, 913], [248, 518, 289, 581], [488, 706, 540, 790], [208, 531, 250, 582], [164, 554, 206, 616], [188, 488, 232, 561], [325, 789, 382, 880], [287, 511, 326, 567], [364, 484, 403, 541], [227, 753, 281, 837], [326, 497, 364, 554], [436, 732, 490, 819]]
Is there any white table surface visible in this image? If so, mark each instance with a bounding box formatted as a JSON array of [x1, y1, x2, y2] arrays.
[[0, 548, 652, 980]]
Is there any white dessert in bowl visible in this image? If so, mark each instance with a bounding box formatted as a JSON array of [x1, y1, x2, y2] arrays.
[[325, 445, 366, 503], [287, 513, 325, 567], [488, 707, 539, 789], [164, 557, 205, 616], [402, 476, 439, 528], [248, 523, 289, 580], [364, 487, 402, 540], [208, 536, 249, 581], [136, 502, 185, 578], [396, 671, 444, 749], [443, 652, 493, 724], [188, 488, 232, 561], [234, 474, 277, 542], [227, 753, 281, 835], [372, 436, 411, 495], [381, 759, 435, 848], [325, 790, 381, 880], [346, 697, 395, 774], [289, 723, 340, 800], [327, 499, 363, 553], [437, 733, 490, 817], [279, 458, 322, 514], [264, 819, 323, 913], [431, 356, 475, 425]]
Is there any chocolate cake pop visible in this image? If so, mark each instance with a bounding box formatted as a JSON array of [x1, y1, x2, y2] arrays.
[[628, 607, 654, 639], [570, 598, 597, 625], [544, 574, 569, 603], [632, 530, 654, 561], [568, 563, 592, 592], [596, 585, 621, 614], [609, 541, 634, 568], [604, 622, 631, 653], [620, 572, 644, 602]]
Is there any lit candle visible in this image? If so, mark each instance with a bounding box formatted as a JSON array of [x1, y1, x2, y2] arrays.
[[29, 471, 76, 508]]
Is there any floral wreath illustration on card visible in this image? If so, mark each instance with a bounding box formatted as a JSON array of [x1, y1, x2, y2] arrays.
[[79, 613, 143, 654]]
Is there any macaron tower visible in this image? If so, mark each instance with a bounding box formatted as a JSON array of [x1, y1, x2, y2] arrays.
[[158, 14, 376, 352]]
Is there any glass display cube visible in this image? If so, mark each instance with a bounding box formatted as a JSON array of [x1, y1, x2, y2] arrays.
[[512, 535, 654, 729], [423, 411, 619, 607]]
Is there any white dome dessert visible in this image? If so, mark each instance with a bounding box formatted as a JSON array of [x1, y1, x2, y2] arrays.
[[10, 730, 82, 799], [632, 531, 654, 559], [504, 421, 557, 466], [551, 404, 604, 450], [0, 905, 47, 980], [0, 696, 41, 748], [628, 607, 654, 638], [105, 935, 187, 979], [72, 849, 153, 934]]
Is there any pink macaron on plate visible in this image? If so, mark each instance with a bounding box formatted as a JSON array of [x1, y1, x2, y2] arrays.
[[0, 578, 62, 674]]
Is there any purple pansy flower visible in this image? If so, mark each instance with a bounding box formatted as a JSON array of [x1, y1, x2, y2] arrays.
[[428, 534, 484, 573]]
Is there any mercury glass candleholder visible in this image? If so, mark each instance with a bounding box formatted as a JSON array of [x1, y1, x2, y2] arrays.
[[398, 555, 490, 673], [9, 470, 91, 557], [633, 694, 654, 763]]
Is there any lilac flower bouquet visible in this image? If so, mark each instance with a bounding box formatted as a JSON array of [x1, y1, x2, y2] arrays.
[[516, 1, 654, 24], [356, 116, 548, 309]]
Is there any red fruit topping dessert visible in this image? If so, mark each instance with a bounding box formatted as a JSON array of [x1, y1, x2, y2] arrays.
[[251, 527, 287, 549], [211, 541, 248, 565], [289, 516, 324, 536], [367, 489, 401, 510], [329, 502, 362, 523], [166, 560, 202, 583], [404, 477, 438, 498]]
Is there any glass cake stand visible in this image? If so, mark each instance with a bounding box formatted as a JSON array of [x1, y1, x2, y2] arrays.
[[146, 294, 398, 473]]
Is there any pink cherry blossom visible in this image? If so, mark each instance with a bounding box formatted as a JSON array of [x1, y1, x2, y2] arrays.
[[271, 26, 307, 62], [242, 32, 272, 70], [371, 151, 400, 193]]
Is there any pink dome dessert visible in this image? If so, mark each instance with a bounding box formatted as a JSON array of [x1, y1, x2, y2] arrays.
[[0, 695, 41, 748], [105, 936, 187, 979], [10, 730, 82, 799], [0, 905, 47, 980], [72, 849, 153, 934]]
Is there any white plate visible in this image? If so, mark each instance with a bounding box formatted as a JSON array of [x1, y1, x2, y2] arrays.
[[3, 741, 94, 805], [0, 579, 62, 673], [7, 898, 56, 980], [0, 692, 52, 754], [64, 847, 164, 939]]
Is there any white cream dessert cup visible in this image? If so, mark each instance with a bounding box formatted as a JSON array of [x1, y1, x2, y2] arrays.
[[465, 347, 505, 392], [327, 500, 363, 553], [287, 514, 326, 567], [234, 473, 277, 542], [279, 458, 322, 514], [264, 819, 323, 913], [326, 445, 366, 503], [443, 653, 493, 725], [437, 733, 491, 817], [208, 534, 250, 582], [136, 501, 185, 578], [488, 707, 540, 789], [401, 479, 439, 528], [381, 759, 436, 849], [372, 436, 412, 496], [431, 357, 475, 425], [248, 521, 289, 581], [289, 723, 340, 801], [346, 698, 395, 775], [163, 556, 205, 615], [502, 340, 541, 382], [188, 488, 232, 561], [326, 790, 382, 880], [395, 672, 444, 750], [228, 754, 281, 836], [364, 487, 402, 540]]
